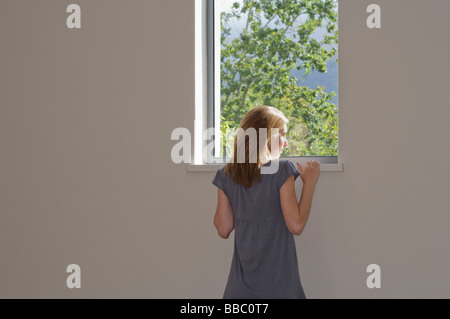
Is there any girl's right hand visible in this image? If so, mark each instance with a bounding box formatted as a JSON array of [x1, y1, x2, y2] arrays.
[[297, 161, 320, 186]]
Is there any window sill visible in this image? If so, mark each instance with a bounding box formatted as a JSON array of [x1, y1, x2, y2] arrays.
[[187, 162, 344, 172]]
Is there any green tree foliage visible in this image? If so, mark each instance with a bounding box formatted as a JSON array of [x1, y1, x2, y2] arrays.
[[220, 0, 338, 157]]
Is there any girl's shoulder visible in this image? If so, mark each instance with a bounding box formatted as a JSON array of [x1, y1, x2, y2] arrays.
[[275, 159, 295, 170]]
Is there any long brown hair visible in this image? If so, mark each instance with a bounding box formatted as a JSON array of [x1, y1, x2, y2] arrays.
[[223, 106, 289, 188]]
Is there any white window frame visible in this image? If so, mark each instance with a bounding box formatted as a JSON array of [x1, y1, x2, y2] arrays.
[[189, 0, 343, 172]]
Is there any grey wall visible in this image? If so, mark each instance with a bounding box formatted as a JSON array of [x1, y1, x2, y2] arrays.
[[0, 0, 449, 298]]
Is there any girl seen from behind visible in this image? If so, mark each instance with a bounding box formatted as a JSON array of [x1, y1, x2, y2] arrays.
[[212, 105, 320, 299]]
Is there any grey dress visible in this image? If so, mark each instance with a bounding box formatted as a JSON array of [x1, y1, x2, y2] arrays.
[[212, 159, 306, 299]]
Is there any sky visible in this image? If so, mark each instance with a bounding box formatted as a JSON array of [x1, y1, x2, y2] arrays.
[[218, 0, 244, 13]]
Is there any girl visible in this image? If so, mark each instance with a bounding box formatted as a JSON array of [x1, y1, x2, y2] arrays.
[[212, 105, 320, 299]]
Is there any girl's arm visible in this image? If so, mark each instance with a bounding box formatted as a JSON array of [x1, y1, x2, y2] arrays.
[[280, 161, 320, 236], [213, 188, 235, 239]]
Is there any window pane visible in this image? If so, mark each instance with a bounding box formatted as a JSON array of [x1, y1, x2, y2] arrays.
[[216, 0, 338, 158]]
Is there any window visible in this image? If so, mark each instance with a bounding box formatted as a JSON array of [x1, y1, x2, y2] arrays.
[[207, 0, 339, 165]]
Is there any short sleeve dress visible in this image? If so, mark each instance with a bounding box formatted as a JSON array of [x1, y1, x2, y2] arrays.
[[212, 159, 306, 299]]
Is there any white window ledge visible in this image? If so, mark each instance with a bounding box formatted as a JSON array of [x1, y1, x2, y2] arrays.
[[187, 162, 344, 172]]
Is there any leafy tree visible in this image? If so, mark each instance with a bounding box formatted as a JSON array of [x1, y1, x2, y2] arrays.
[[219, 0, 338, 157]]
